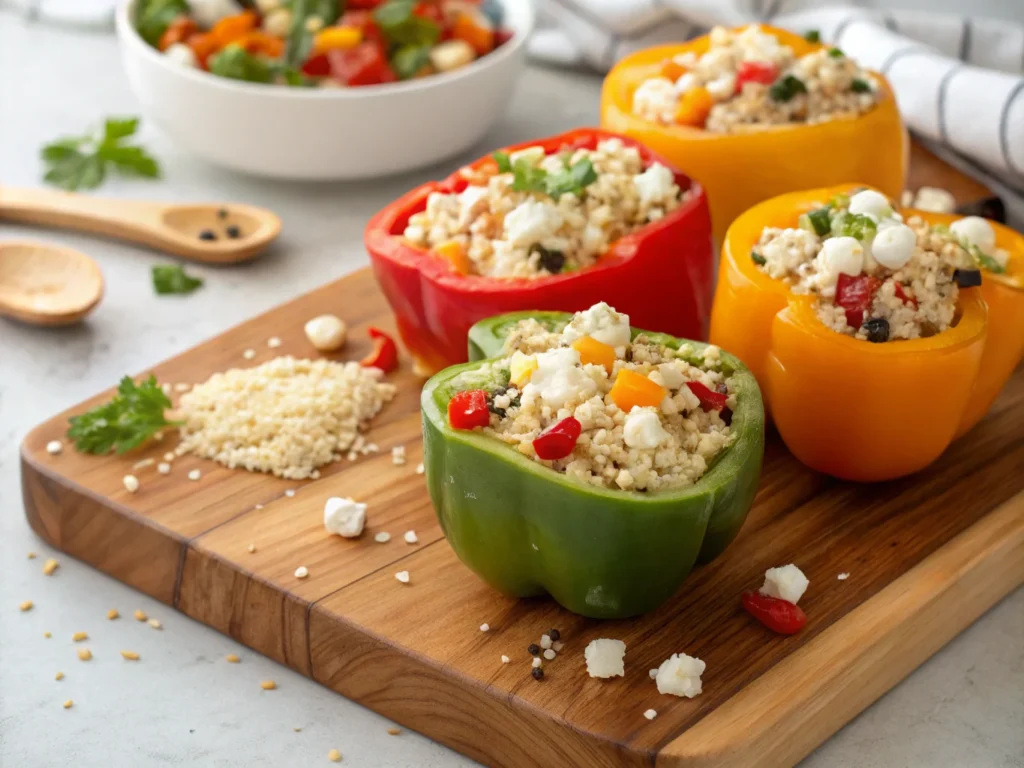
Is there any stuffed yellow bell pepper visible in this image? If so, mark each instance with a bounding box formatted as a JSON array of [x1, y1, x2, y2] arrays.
[[710, 184, 990, 482], [600, 25, 908, 243]]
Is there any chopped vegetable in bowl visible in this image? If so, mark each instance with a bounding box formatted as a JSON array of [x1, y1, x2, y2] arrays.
[[135, 0, 513, 87]]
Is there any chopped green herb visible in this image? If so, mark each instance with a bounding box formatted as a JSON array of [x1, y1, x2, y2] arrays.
[[967, 243, 1006, 274], [804, 30, 821, 43], [67, 376, 179, 455], [493, 152, 599, 201], [751, 252, 767, 266], [806, 206, 833, 236], [828, 47, 844, 58], [209, 45, 275, 82], [152, 265, 204, 295], [851, 78, 872, 93], [374, 0, 441, 48], [828, 193, 850, 210], [135, 0, 189, 47], [508, 160, 549, 196], [41, 117, 160, 191], [832, 212, 877, 241], [544, 158, 598, 200], [283, 0, 315, 70], [492, 151, 512, 173], [769, 75, 807, 102], [392, 44, 433, 79]]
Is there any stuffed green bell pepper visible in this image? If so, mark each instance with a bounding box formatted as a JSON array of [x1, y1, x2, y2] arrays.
[[421, 302, 764, 619]]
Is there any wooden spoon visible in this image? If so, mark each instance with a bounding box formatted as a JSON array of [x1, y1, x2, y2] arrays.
[[0, 241, 104, 326], [0, 186, 281, 264]]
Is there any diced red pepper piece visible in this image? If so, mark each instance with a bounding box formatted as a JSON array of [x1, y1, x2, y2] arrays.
[[360, 327, 399, 372], [835, 273, 882, 330], [687, 381, 728, 411], [893, 282, 918, 309], [532, 417, 582, 461], [339, 9, 384, 47], [741, 591, 807, 635], [448, 389, 490, 430], [493, 28, 515, 48], [328, 42, 395, 86], [413, 1, 444, 24], [736, 60, 779, 88], [346, 0, 386, 7], [302, 53, 332, 77]]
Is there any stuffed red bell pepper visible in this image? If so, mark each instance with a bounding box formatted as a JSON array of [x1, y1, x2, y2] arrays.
[[365, 128, 714, 374]]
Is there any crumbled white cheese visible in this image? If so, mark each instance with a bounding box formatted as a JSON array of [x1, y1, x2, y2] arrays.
[[285, 489, 296, 498], [157, 462, 171, 475], [122, 475, 139, 493], [656, 363, 685, 390], [394, 571, 410, 584], [504, 199, 564, 249], [632, 76, 677, 124], [46, 440, 63, 456], [392, 445, 406, 466], [643, 709, 658, 720], [760, 564, 809, 604], [655, 653, 705, 698], [532, 657, 542, 669], [560, 302, 632, 349], [501, 655, 510, 664], [479, 623, 490, 632], [950, 216, 997, 254], [849, 189, 893, 221], [584, 639, 626, 679], [837, 572, 850, 581], [633, 163, 677, 208], [543, 649, 556, 661], [403, 530, 418, 545], [623, 407, 671, 450], [523, 347, 593, 410], [374, 532, 391, 543], [187, 469, 202, 481], [415, 462, 425, 475], [294, 566, 309, 579], [243, 349, 257, 360], [539, 634, 552, 650], [164, 42, 199, 68], [324, 497, 367, 538]]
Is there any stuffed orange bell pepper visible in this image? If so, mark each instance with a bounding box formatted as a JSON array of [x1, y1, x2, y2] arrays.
[[903, 211, 1024, 436], [600, 25, 908, 243], [710, 184, 989, 482]]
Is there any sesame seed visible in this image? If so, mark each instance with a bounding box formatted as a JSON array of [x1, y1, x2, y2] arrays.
[[268, 337, 282, 349], [123, 474, 140, 493], [43, 558, 59, 576], [164, 452, 175, 462], [328, 749, 342, 762], [55, 672, 64, 681], [386, 727, 401, 736], [63, 700, 73, 709], [531, 667, 544, 680], [260, 680, 277, 690], [294, 566, 309, 579], [134, 610, 147, 622], [644, 709, 657, 720], [226, 654, 240, 663], [132, 458, 155, 470], [285, 489, 296, 497], [157, 463, 171, 475], [120, 650, 140, 661], [19, 601, 33, 612], [543, 649, 556, 661], [395, 571, 410, 584], [27, 552, 37, 559], [188, 469, 202, 481], [403, 530, 418, 545], [243, 349, 257, 360], [501, 655, 510, 664], [247, 544, 256, 553], [837, 572, 850, 580], [415, 463, 424, 475], [148, 619, 162, 630], [374, 532, 391, 543], [532, 657, 542, 669], [46, 440, 63, 455], [77, 649, 92, 661], [72, 632, 88, 642], [479, 623, 490, 632], [539, 634, 552, 650]]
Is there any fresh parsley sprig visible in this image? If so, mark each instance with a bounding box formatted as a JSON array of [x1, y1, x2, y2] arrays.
[[41, 118, 160, 192], [492, 151, 598, 201], [67, 375, 179, 455], [153, 265, 204, 295]]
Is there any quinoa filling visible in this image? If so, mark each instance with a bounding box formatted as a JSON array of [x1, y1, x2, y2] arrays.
[[403, 139, 686, 279], [632, 25, 882, 133], [752, 189, 996, 342], [446, 303, 735, 491]]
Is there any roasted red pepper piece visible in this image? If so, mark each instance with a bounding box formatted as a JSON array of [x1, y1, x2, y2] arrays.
[[893, 282, 918, 308], [736, 60, 778, 88], [741, 591, 807, 635], [365, 129, 714, 374], [448, 389, 490, 430], [532, 417, 582, 460], [328, 42, 396, 86], [302, 53, 332, 77], [687, 381, 728, 411], [360, 327, 399, 372], [835, 273, 882, 329], [340, 9, 384, 46]]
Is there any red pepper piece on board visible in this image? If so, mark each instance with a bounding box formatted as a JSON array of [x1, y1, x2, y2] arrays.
[[448, 390, 490, 430], [736, 60, 779, 88], [741, 591, 807, 635], [328, 42, 395, 86], [835, 273, 882, 329], [532, 417, 582, 460], [687, 381, 728, 411], [893, 282, 918, 309], [360, 327, 399, 372]]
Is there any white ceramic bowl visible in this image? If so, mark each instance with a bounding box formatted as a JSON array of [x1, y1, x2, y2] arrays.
[[115, 1, 533, 180]]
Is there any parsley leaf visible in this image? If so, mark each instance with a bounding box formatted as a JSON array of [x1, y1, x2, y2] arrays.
[[493, 152, 599, 201], [67, 376, 178, 455], [851, 78, 872, 93], [392, 44, 433, 79], [509, 160, 548, 195], [152, 265, 204, 295], [492, 151, 512, 173], [544, 158, 598, 200], [828, 47, 844, 58], [804, 29, 821, 43], [135, 0, 189, 47], [374, 0, 440, 48], [41, 117, 160, 191], [209, 45, 275, 82], [769, 75, 808, 102]]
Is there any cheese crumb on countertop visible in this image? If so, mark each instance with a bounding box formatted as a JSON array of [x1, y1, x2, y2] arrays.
[[655, 653, 705, 698], [374, 532, 391, 543], [294, 566, 309, 579], [644, 709, 658, 720], [760, 564, 809, 604], [395, 571, 410, 584], [324, 497, 367, 538], [404, 530, 418, 545], [46, 440, 63, 455], [584, 639, 626, 678], [837, 572, 850, 581]]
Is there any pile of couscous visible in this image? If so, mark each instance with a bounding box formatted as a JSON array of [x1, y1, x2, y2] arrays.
[[632, 25, 881, 132], [402, 139, 686, 278], [752, 189, 999, 342], [444, 303, 735, 491]]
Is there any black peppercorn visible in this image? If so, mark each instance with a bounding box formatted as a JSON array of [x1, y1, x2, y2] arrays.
[[720, 407, 733, 427], [548, 629, 560, 642], [226, 225, 242, 239], [862, 317, 889, 344], [953, 268, 982, 288], [528, 643, 539, 656], [531, 667, 544, 680], [198, 229, 217, 241]]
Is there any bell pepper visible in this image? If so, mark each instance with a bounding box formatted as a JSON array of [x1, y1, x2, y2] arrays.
[[904, 211, 1024, 436], [709, 185, 989, 482], [366, 129, 714, 376], [600, 25, 908, 244], [425, 310, 765, 619]]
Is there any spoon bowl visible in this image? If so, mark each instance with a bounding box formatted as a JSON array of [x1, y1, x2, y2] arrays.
[[0, 241, 104, 326]]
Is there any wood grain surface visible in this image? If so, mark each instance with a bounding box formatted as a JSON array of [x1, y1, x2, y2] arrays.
[[19, 157, 1023, 768]]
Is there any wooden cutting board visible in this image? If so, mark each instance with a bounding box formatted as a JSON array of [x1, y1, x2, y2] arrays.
[[19, 151, 1023, 767]]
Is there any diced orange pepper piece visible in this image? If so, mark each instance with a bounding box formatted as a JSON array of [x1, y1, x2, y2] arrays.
[[451, 12, 494, 56], [660, 59, 687, 82], [435, 240, 471, 275], [571, 336, 616, 373], [673, 86, 714, 127], [211, 11, 259, 48], [609, 369, 667, 412], [186, 33, 220, 67], [159, 16, 198, 51], [313, 26, 363, 56], [237, 31, 284, 58]]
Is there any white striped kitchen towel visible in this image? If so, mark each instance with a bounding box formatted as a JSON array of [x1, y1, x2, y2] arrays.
[[533, 1, 1024, 212]]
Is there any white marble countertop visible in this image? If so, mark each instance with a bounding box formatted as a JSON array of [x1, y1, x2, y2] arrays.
[[1, 13, 1021, 768]]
